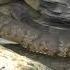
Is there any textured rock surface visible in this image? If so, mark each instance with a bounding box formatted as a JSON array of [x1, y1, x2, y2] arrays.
[[24, 0, 40, 10], [0, 45, 48, 70], [0, 44, 70, 70]]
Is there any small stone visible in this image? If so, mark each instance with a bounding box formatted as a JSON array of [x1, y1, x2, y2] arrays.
[[24, 0, 40, 10]]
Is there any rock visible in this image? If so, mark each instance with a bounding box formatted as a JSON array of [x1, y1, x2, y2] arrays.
[[0, 44, 70, 70], [0, 38, 17, 44], [0, 45, 48, 70], [24, 0, 40, 10]]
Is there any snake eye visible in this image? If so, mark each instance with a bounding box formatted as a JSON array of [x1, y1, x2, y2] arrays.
[[41, 0, 67, 15]]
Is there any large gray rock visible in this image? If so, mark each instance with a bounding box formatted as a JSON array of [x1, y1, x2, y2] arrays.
[[1, 44, 70, 70], [0, 45, 48, 70]]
